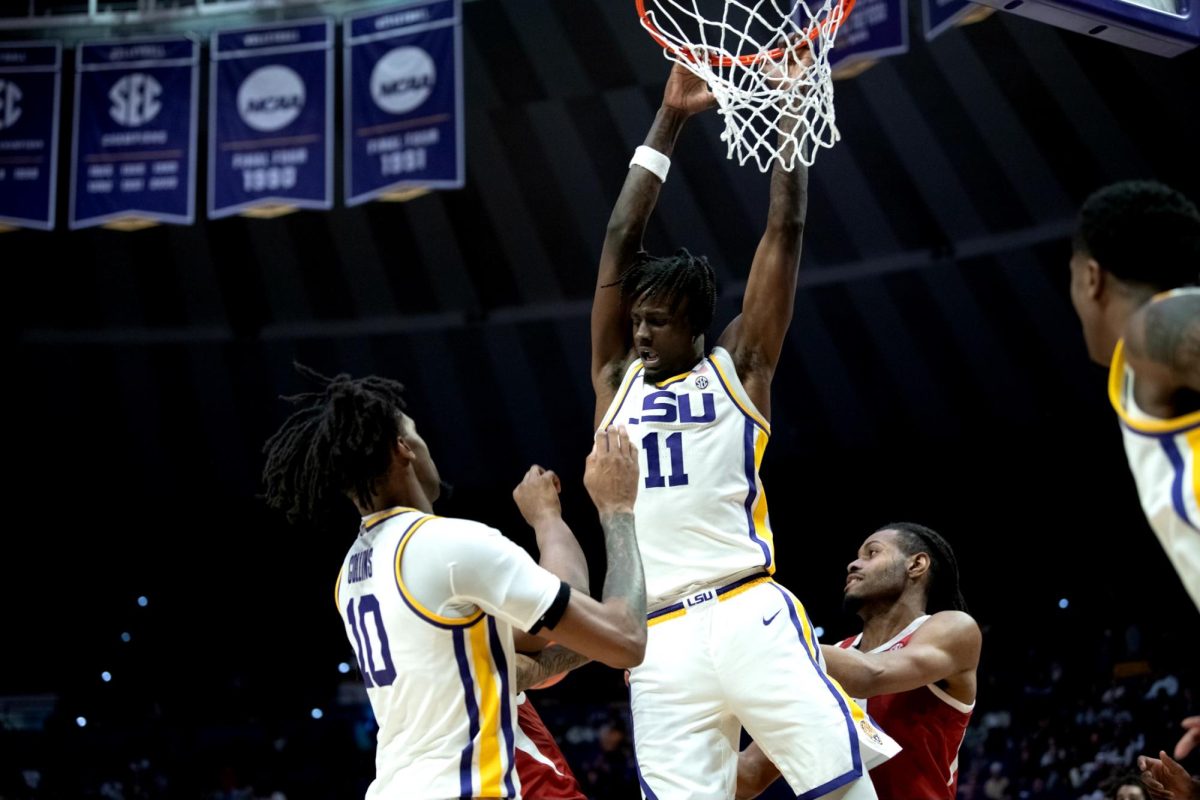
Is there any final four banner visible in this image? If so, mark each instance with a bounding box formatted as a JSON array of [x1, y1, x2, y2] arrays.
[[208, 18, 333, 218], [0, 42, 61, 231], [830, 0, 909, 76], [344, 0, 464, 206], [70, 36, 198, 230]]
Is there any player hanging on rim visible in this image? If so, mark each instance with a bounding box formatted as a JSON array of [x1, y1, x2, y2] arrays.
[[585, 58, 898, 800], [737, 523, 981, 800], [261, 365, 647, 800]]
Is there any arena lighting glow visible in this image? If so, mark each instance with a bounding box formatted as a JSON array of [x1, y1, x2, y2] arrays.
[[137, 596, 148, 607], [1058, 598, 1070, 609], [101, 672, 112, 683], [120, 632, 131, 643], [814, 626, 825, 639], [338, 662, 351, 674], [76, 717, 87, 728], [311, 708, 324, 720]]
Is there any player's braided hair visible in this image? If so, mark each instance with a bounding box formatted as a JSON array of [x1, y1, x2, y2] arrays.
[[881, 522, 968, 614], [262, 363, 408, 525], [613, 248, 718, 335], [1075, 180, 1200, 290]]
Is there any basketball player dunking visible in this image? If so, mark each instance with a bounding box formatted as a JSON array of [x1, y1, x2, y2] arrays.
[[588, 61, 897, 800], [737, 524, 981, 800]]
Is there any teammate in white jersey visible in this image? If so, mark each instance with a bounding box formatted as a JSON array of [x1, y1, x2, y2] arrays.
[[262, 365, 648, 800], [589, 61, 897, 800], [1068, 181, 1200, 765]]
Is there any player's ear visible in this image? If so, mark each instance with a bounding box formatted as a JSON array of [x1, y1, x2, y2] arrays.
[[393, 436, 417, 465], [908, 552, 931, 580], [1085, 257, 1106, 301]]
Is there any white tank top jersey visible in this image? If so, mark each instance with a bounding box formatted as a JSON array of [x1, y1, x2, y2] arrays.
[[334, 507, 564, 800], [598, 346, 774, 607], [1108, 287, 1200, 612]]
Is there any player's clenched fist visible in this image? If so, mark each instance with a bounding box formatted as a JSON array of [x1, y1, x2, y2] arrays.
[[584, 426, 639, 515], [513, 465, 563, 527]]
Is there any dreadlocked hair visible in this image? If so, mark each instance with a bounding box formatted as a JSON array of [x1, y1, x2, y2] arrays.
[[262, 363, 408, 526], [881, 522, 968, 614], [612, 248, 717, 335], [1075, 180, 1200, 291]]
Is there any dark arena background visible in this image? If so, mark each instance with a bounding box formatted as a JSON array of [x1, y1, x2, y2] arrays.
[[3, 0, 1200, 798]]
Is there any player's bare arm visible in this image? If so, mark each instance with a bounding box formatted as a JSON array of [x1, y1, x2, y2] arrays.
[[1123, 293, 1200, 417], [592, 64, 716, 425], [716, 54, 812, 421], [538, 427, 648, 669], [513, 465, 590, 595], [514, 644, 592, 694], [820, 611, 981, 702]]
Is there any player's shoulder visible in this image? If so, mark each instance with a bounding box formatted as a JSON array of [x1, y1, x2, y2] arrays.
[[915, 611, 982, 651], [1124, 289, 1200, 370]]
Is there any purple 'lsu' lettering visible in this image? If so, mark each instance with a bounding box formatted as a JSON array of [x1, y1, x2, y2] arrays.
[[638, 391, 716, 424], [685, 590, 714, 607], [348, 549, 373, 584]]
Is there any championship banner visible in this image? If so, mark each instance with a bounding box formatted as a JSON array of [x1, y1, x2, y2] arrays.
[[830, 0, 909, 79], [344, 0, 464, 206], [0, 42, 61, 232], [70, 36, 198, 230], [208, 18, 333, 219], [923, 0, 993, 40]]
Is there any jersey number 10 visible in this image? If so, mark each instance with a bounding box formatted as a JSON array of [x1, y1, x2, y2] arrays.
[[345, 594, 397, 687], [642, 431, 688, 488]]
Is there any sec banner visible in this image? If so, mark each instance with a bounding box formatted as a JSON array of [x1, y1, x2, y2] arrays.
[[208, 18, 333, 218], [0, 42, 61, 232], [70, 36, 198, 230], [344, 0, 464, 206]]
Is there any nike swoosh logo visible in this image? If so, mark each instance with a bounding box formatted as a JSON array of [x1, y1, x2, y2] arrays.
[[763, 610, 781, 626]]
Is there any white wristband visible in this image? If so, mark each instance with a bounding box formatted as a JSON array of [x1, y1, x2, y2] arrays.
[[629, 145, 670, 183]]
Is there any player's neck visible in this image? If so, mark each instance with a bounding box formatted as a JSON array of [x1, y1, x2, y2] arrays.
[[354, 474, 433, 517], [857, 595, 926, 652]]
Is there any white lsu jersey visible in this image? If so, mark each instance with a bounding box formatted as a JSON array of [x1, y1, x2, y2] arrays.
[[1108, 287, 1200, 611], [598, 346, 774, 606], [335, 507, 561, 800]]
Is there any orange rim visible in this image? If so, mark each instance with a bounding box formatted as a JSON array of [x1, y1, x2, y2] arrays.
[[636, 0, 856, 67]]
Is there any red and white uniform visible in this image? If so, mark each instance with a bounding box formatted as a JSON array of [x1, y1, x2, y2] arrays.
[[838, 615, 973, 800], [514, 693, 587, 800]]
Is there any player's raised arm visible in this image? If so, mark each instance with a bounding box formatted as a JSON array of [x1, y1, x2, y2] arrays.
[[513, 465, 590, 595], [717, 52, 812, 420], [538, 427, 647, 668], [819, 611, 981, 699], [592, 63, 715, 423]]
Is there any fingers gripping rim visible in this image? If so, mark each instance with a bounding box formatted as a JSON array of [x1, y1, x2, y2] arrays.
[[635, 0, 857, 67]]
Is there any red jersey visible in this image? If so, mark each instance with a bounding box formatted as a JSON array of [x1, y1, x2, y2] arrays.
[[515, 693, 587, 800], [838, 615, 973, 800]]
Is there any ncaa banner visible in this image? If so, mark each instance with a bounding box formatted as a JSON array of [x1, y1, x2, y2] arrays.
[[344, 0, 464, 206], [830, 0, 909, 78], [0, 42, 61, 232], [208, 18, 333, 219], [70, 36, 198, 230]]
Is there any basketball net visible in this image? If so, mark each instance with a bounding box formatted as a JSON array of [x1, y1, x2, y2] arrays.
[[637, 0, 853, 171]]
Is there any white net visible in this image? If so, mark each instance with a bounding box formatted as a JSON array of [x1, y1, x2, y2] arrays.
[[638, 0, 851, 171]]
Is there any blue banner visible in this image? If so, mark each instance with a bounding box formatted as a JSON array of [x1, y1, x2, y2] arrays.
[[70, 36, 198, 230], [344, 0, 464, 206], [924, 0, 990, 39], [0, 42, 61, 231], [830, 0, 909, 75], [208, 18, 333, 218]]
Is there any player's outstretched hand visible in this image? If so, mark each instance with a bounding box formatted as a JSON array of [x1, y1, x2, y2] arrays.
[[662, 61, 717, 117], [584, 426, 639, 516], [1176, 717, 1200, 760], [513, 465, 563, 527], [1139, 751, 1200, 800]]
